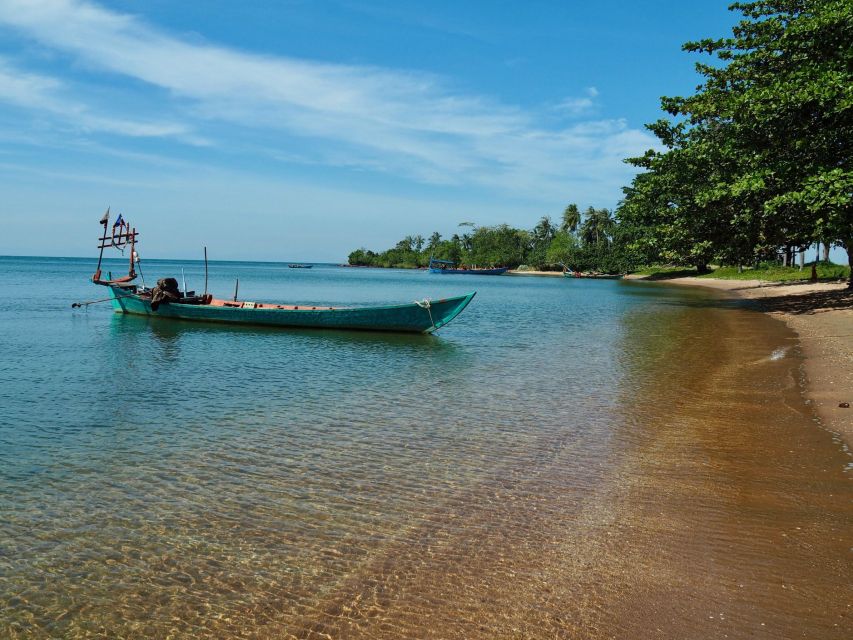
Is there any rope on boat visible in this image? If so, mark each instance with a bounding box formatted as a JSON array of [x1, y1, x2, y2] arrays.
[[414, 298, 436, 331]]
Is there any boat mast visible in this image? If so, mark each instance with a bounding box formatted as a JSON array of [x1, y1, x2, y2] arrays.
[[92, 208, 110, 282], [92, 211, 139, 284], [127, 225, 137, 281]]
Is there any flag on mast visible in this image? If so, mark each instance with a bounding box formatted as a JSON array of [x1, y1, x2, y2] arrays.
[[99, 207, 110, 225]]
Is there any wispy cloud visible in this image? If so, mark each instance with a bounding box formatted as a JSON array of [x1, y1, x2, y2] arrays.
[[0, 56, 205, 142], [0, 0, 655, 201], [554, 87, 600, 116]]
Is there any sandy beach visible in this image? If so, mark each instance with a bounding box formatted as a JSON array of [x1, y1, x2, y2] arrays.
[[634, 276, 853, 446], [507, 269, 565, 277]]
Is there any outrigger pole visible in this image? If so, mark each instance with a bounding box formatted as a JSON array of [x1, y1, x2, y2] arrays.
[[72, 293, 138, 309], [203, 246, 209, 297]]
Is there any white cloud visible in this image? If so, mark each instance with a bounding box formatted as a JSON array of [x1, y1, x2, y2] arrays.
[[0, 58, 62, 109], [0, 0, 655, 202], [555, 87, 600, 116], [0, 56, 205, 142]]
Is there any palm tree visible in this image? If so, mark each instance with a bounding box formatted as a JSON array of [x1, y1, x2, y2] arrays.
[[414, 234, 425, 252], [398, 235, 416, 252], [533, 215, 555, 243], [427, 232, 442, 252], [561, 204, 581, 235], [581, 208, 615, 246]]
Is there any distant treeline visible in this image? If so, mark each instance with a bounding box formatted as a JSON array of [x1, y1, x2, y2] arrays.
[[348, 205, 646, 273]]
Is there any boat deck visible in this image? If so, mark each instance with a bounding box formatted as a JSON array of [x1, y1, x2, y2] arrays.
[[208, 298, 336, 311]]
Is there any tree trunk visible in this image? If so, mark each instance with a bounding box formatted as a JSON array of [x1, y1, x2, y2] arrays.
[[822, 243, 830, 263], [782, 250, 788, 267], [799, 248, 805, 271], [844, 239, 853, 289], [812, 244, 820, 280]]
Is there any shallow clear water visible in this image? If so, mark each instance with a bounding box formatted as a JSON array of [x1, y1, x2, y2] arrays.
[[0, 256, 849, 638]]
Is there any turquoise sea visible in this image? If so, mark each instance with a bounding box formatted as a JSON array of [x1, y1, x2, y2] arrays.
[[1, 256, 849, 638]]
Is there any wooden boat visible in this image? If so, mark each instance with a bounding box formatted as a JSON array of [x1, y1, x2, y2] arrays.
[[288, 263, 313, 268], [83, 214, 475, 334], [428, 257, 508, 275]]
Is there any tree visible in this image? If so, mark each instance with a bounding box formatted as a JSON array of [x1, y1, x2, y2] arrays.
[[580, 208, 615, 247], [621, 0, 853, 283], [465, 225, 529, 267], [527, 216, 557, 268], [533, 215, 555, 243], [348, 248, 376, 266], [546, 230, 580, 267], [427, 232, 442, 253], [561, 204, 582, 234]]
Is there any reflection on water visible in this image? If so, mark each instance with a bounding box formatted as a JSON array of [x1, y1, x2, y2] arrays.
[[0, 258, 850, 638], [127, 311, 451, 350]]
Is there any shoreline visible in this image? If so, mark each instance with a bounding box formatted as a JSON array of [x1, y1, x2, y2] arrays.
[[634, 276, 853, 447]]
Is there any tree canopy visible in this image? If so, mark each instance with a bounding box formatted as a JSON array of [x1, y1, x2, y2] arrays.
[[618, 0, 852, 282]]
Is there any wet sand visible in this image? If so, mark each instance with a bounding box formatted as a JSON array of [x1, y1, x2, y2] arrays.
[[280, 287, 853, 639], [657, 277, 853, 446]]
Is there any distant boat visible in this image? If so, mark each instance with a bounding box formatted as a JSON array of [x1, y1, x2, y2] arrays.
[[428, 257, 508, 275], [288, 263, 313, 269], [80, 215, 476, 334]]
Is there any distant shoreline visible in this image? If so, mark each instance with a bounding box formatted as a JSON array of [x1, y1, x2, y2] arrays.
[[638, 276, 853, 447]]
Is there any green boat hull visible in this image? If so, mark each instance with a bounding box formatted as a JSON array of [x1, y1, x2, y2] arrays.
[[108, 286, 475, 334]]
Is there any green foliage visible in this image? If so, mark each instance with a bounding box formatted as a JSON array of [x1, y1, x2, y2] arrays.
[[698, 261, 850, 281], [561, 204, 581, 233], [619, 0, 853, 283], [466, 225, 530, 267], [579, 207, 615, 247], [348, 205, 638, 272], [635, 261, 850, 281], [347, 248, 376, 266]]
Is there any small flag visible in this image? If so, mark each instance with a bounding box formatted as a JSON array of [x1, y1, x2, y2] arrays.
[[113, 214, 125, 228], [99, 207, 110, 225]]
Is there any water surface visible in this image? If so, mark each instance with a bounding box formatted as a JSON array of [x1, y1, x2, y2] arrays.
[[0, 256, 849, 638]]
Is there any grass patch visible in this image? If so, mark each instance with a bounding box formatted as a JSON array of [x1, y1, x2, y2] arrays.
[[632, 262, 849, 282], [698, 262, 850, 282]]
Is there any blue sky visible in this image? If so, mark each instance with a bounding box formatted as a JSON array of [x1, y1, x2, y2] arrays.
[[0, 0, 749, 260]]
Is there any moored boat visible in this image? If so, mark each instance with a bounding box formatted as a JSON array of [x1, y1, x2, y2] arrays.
[[82, 214, 475, 334], [428, 257, 508, 275]]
